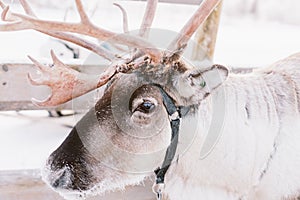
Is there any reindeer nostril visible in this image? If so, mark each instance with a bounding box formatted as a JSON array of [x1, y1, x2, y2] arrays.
[[49, 168, 73, 190], [44, 128, 95, 191], [51, 170, 67, 188]]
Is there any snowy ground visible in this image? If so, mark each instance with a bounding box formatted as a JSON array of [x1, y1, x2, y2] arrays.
[[0, 0, 300, 171], [0, 111, 77, 170]]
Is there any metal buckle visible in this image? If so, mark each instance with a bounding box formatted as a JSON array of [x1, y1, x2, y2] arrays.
[[156, 191, 162, 200], [169, 110, 180, 121], [153, 183, 165, 200]]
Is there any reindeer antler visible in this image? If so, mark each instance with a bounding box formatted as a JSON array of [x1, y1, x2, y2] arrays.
[[27, 50, 131, 107], [1, 0, 117, 61], [0, 0, 220, 107], [0, 0, 161, 60], [167, 0, 221, 55], [139, 0, 158, 38], [113, 3, 129, 34], [0, 0, 162, 106], [27, 51, 99, 106]]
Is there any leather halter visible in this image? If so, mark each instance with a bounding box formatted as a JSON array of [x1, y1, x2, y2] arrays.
[[152, 84, 191, 200]]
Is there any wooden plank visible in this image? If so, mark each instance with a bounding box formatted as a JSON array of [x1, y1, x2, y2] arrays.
[[0, 169, 155, 200], [0, 169, 61, 200], [0, 62, 254, 111]]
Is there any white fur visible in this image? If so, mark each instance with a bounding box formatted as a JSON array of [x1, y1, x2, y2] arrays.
[[44, 54, 300, 200], [163, 53, 300, 200]]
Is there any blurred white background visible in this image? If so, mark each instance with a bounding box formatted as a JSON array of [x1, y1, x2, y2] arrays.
[[0, 0, 300, 170]]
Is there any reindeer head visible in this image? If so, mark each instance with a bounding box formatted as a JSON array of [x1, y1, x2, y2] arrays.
[[43, 60, 227, 199], [0, 0, 226, 199]]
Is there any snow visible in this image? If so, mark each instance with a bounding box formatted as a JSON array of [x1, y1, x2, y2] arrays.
[[0, 111, 77, 170], [222, 0, 300, 26], [0, 0, 300, 170], [215, 18, 300, 67]]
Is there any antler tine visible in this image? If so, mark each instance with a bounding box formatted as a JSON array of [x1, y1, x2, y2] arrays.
[[27, 55, 50, 73], [167, 0, 221, 55], [1, 5, 19, 21], [74, 0, 90, 24], [50, 50, 65, 66], [19, 0, 35, 16], [139, 0, 158, 37], [1, 5, 9, 20], [113, 3, 129, 33]]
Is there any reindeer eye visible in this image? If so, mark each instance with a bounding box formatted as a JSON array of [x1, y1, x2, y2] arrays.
[[200, 81, 206, 87], [135, 101, 155, 113]]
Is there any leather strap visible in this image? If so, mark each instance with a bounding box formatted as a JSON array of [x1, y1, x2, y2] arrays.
[[152, 84, 190, 185]]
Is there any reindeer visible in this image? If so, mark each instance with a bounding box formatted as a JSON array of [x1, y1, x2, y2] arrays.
[[1, 0, 300, 199]]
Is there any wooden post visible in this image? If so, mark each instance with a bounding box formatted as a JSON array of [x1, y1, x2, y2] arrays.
[[191, 0, 223, 61], [0, 169, 155, 200]]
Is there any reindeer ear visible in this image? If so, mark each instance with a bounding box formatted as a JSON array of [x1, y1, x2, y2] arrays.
[[176, 64, 228, 104], [189, 64, 229, 91]]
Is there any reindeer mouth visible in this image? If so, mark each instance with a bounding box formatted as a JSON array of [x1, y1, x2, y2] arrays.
[[42, 162, 102, 200], [41, 126, 99, 197], [44, 166, 72, 189], [41, 124, 150, 199], [42, 162, 94, 197], [42, 162, 148, 200]]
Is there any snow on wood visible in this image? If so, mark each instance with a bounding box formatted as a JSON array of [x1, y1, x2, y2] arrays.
[[0, 169, 155, 200]]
